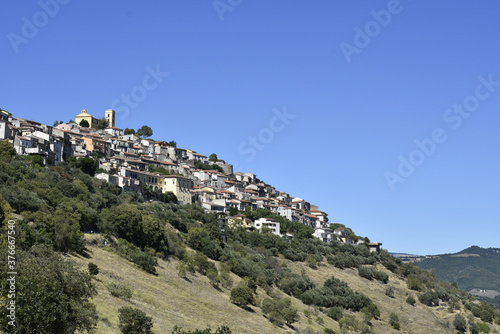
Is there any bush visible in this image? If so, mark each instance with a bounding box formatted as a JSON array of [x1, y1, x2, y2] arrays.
[[88, 262, 99, 275], [453, 314, 467, 333], [470, 322, 480, 334], [358, 266, 374, 280], [373, 270, 389, 283], [171, 325, 232, 334], [230, 282, 255, 307], [327, 306, 343, 321], [107, 282, 133, 300], [268, 311, 284, 326], [419, 291, 439, 306], [478, 322, 490, 333], [390, 312, 400, 330], [407, 275, 423, 291], [118, 307, 153, 334], [361, 303, 380, 321], [132, 251, 157, 274], [385, 286, 395, 298], [406, 295, 416, 306], [261, 297, 299, 326]]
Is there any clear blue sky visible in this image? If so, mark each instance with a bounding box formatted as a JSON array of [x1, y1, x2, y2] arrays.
[[2, 1, 499, 255]]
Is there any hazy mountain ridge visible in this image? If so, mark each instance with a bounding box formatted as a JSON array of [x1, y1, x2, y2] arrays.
[[416, 246, 500, 308]]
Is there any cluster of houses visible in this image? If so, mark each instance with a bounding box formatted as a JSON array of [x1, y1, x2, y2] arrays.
[[0, 108, 382, 251]]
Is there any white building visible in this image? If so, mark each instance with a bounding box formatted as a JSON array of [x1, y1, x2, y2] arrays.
[[253, 218, 281, 236], [313, 227, 335, 243]]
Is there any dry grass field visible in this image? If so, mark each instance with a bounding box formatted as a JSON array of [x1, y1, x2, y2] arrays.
[[68, 235, 500, 334]]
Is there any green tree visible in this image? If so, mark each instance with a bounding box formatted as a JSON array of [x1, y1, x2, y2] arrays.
[[0, 141, 17, 161], [100, 204, 143, 243], [79, 119, 90, 127], [118, 307, 153, 334], [160, 191, 177, 203], [136, 125, 153, 138], [72, 157, 97, 176], [229, 206, 239, 216], [0, 246, 98, 333], [209, 153, 218, 162], [96, 117, 109, 130], [88, 262, 99, 275], [453, 314, 467, 333], [168, 140, 177, 147], [230, 282, 255, 307], [124, 128, 136, 135]]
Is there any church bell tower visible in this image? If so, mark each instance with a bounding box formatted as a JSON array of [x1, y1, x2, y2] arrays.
[[105, 109, 116, 128]]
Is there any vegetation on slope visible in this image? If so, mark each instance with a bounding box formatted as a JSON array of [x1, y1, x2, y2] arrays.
[[1, 143, 500, 333], [416, 246, 500, 308]]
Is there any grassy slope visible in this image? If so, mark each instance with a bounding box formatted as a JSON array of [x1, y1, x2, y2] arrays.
[[69, 236, 499, 334]]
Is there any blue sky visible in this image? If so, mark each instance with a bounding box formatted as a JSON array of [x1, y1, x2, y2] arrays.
[[1, 1, 499, 255]]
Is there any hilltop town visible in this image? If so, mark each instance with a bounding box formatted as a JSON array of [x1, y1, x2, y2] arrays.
[[0, 107, 380, 250]]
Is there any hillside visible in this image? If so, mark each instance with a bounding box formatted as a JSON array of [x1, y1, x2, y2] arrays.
[[63, 234, 499, 334], [1, 149, 500, 334], [416, 246, 500, 308]]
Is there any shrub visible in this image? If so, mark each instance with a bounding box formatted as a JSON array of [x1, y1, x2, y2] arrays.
[[373, 270, 389, 283], [389, 312, 400, 330], [478, 322, 490, 333], [268, 311, 284, 326], [327, 306, 343, 321], [470, 322, 480, 334], [261, 297, 299, 326], [118, 307, 153, 334], [171, 325, 232, 334], [453, 314, 467, 333], [88, 262, 99, 275], [358, 266, 374, 280], [361, 303, 380, 321], [230, 283, 255, 307], [132, 251, 157, 274], [407, 275, 423, 291], [419, 291, 439, 306], [385, 286, 395, 298], [107, 282, 132, 300], [406, 295, 416, 306], [219, 269, 233, 289], [207, 268, 220, 288]]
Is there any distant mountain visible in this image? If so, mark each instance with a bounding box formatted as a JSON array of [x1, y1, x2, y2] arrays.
[[416, 246, 500, 308]]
